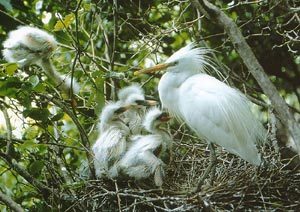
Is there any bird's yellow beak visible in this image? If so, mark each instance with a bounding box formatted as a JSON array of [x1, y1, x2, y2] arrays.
[[134, 63, 171, 76], [144, 100, 158, 106]]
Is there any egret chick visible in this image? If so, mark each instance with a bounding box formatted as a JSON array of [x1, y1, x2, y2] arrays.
[[93, 102, 131, 179], [119, 108, 173, 187], [2, 26, 79, 95], [117, 84, 156, 134], [135, 44, 266, 190], [3, 26, 57, 66]]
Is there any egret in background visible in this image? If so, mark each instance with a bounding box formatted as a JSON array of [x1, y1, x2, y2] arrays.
[[119, 107, 173, 187], [117, 84, 157, 134], [2, 26, 79, 95], [135, 44, 266, 190], [92, 102, 131, 178]]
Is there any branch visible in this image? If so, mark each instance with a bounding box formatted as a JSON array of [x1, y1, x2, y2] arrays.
[[0, 103, 13, 155], [190, 0, 300, 152], [0, 191, 24, 212], [0, 152, 52, 196], [37, 94, 96, 179]]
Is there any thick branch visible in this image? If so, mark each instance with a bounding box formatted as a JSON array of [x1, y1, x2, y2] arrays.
[[0, 191, 24, 212], [190, 0, 300, 151]]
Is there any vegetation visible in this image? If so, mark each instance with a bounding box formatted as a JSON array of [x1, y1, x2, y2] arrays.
[[0, 0, 299, 211]]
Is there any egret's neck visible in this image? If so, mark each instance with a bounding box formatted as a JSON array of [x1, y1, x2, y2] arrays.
[[148, 126, 164, 135], [100, 119, 128, 133], [158, 71, 193, 115]]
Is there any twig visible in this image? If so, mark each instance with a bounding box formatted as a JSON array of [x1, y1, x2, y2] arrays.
[[0, 191, 24, 212], [0, 152, 52, 196], [37, 94, 96, 179], [0, 102, 13, 155]]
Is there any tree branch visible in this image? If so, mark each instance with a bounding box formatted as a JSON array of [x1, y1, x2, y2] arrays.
[[0, 152, 52, 196], [0, 191, 24, 212], [190, 0, 300, 152], [37, 94, 96, 179], [0, 103, 13, 155]]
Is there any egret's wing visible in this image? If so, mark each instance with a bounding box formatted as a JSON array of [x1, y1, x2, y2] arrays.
[[93, 127, 127, 177], [178, 74, 265, 165], [119, 135, 162, 169]]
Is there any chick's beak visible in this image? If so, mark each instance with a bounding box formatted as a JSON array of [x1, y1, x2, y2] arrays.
[[115, 105, 131, 114], [145, 100, 158, 106], [159, 113, 171, 122], [134, 63, 171, 76], [134, 100, 158, 106]]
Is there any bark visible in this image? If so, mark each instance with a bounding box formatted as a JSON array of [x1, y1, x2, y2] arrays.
[[0, 191, 24, 212]]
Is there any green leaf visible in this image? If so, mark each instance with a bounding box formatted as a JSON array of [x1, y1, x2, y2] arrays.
[[18, 140, 39, 149], [28, 75, 40, 88], [28, 161, 44, 177], [53, 13, 75, 31], [95, 77, 105, 114], [33, 83, 47, 93], [0, 77, 22, 97], [0, 0, 13, 11], [23, 108, 50, 122], [51, 112, 65, 122], [5, 63, 18, 76]]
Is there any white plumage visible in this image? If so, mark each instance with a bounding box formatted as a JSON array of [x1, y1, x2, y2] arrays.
[[2, 26, 79, 95], [3, 26, 57, 66], [93, 102, 130, 178], [117, 84, 156, 134], [136, 44, 265, 165], [119, 107, 173, 186]]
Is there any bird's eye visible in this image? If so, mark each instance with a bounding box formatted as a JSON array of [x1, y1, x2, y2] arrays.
[[169, 61, 178, 66]]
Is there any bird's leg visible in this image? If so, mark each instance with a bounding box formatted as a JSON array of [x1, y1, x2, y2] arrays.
[[154, 165, 165, 187], [208, 143, 217, 185], [192, 143, 217, 193]]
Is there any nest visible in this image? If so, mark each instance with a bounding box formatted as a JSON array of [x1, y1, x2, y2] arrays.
[[60, 126, 300, 211]]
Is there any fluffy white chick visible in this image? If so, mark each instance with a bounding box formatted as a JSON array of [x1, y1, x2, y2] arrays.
[[2, 26, 79, 95], [117, 84, 156, 134], [119, 107, 173, 187], [92, 102, 131, 179], [3, 26, 57, 66]]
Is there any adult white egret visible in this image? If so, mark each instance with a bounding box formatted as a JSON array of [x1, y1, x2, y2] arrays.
[[117, 84, 157, 134], [135, 44, 266, 189], [2, 26, 79, 95], [93, 102, 131, 178], [119, 107, 173, 187]]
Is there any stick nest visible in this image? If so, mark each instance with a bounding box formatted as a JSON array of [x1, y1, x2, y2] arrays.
[[65, 127, 299, 211]]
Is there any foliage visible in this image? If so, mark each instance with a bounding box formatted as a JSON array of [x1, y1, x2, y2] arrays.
[[0, 0, 299, 211]]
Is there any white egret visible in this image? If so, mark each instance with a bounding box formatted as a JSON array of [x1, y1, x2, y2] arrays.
[[117, 84, 157, 134], [135, 44, 266, 189], [92, 102, 131, 178], [2, 26, 79, 95], [119, 107, 173, 187]]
